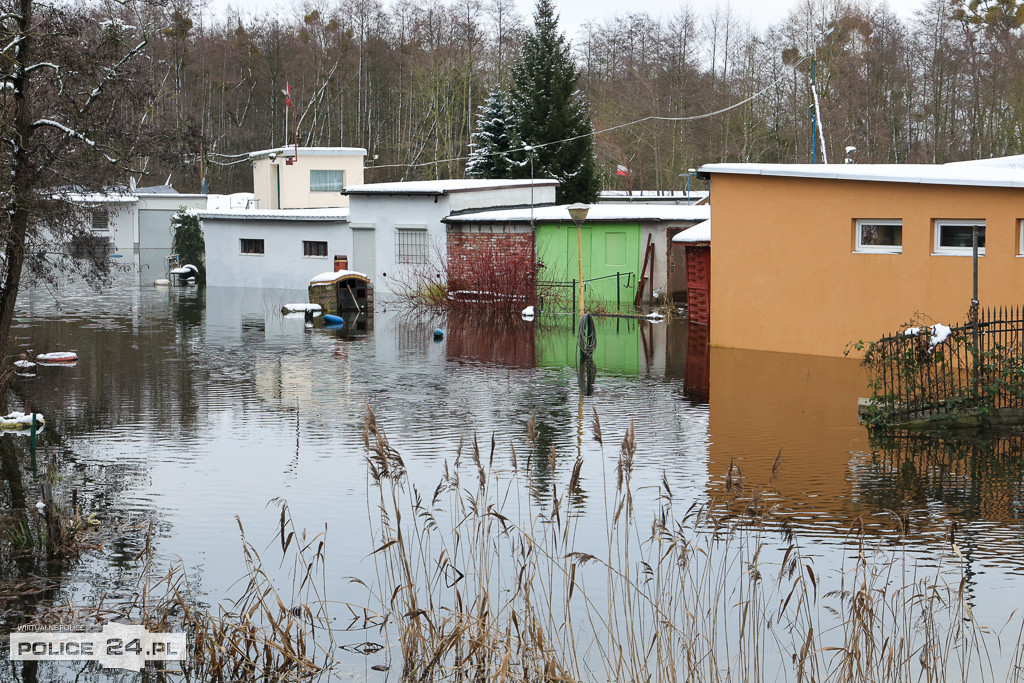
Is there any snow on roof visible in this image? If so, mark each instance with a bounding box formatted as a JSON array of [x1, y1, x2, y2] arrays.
[[699, 162, 1024, 188], [446, 203, 711, 223], [673, 220, 711, 243], [345, 178, 560, 195], [65, 192, 137, 204], [944, 154, 1024, 169], [204, 193, 256, 210], [198, 208, 350, 222], [309, 269, 370, 285], [249, 146, 367, 159]]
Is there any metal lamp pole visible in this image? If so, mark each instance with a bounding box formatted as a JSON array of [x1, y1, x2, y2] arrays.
[[567, 204, 589, 317]]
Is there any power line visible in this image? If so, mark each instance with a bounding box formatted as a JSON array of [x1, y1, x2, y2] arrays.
[[369, 53, 809, 172]]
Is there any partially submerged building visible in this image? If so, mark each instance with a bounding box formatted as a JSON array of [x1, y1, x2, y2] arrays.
[[201, 147, 366, 290], [445, 204, 710, 307], [699, 158, 1024, 357], [343, 179, 559, 296]]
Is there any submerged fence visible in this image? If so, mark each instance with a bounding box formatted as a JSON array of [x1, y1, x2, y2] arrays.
[[866, 306, 1024, 421], [537, 271, 637, 312]]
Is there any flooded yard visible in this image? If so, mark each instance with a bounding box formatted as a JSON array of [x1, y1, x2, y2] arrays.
[[4, 263, 1024, 679]]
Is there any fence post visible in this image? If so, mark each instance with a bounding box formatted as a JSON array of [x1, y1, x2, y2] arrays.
[[616, 272, 621, 310]]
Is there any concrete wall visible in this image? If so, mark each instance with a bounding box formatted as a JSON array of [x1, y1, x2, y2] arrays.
[[137, 194, 207, 250], [252, 149, 365, 210], [708, 172, 1024, 357], [203, 217, 350, 289], [448, 184, 556, 213]]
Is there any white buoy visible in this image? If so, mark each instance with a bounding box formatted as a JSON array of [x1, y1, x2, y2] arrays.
[[154, 278, 171, 286]]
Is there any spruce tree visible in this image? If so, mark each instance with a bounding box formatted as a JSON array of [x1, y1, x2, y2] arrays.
[[466, 88, 517, 178], [509, 0, 599, 203], [171, 208, 206, 283]]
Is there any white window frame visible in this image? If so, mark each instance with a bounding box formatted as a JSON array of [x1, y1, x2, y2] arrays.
[[309, 169, 345, 193], [934, 220, 985, 256], [855, 219, 902, 254], [240, 238, 265, 256], [1018, 219, 1024, 256]]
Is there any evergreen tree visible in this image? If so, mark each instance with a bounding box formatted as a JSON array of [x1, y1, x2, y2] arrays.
[[466, 88, 517, 178], [171, 208, 206, 283], [509, 0, 599, 204]]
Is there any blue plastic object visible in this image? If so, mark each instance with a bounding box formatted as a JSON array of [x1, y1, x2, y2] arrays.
[[433, 328, 444, 341], [322, 314, 345, 326]]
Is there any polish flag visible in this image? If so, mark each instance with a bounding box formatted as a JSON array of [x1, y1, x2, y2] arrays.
[[616, 164, 630, 176]]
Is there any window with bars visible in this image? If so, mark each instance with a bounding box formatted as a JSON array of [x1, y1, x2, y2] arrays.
[[309, 169, 345, 192], [240, 238, 265, 255], [91, 210, 109, 232], [396, 228, 429, 264], [303, 240, 328, 257]]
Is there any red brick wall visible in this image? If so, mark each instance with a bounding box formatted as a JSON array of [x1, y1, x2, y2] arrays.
[[447, 232, 536, 306]]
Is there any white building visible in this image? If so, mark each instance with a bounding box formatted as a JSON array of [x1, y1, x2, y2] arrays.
[[76, 185, 208, 251], [343, 179, 558, 296], [202, 208, 349, 289]]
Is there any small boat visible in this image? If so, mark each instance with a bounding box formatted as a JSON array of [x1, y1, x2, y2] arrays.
[[36, 351, 78, 366]]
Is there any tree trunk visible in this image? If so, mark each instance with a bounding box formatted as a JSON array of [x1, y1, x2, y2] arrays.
[[0, 0, 35, 377]]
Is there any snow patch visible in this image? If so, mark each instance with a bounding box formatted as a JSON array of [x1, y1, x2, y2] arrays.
[[903, 324, 952, 351]]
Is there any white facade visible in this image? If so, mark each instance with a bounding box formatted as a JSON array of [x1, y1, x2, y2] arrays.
[[201, 209, 350, 289], [74, 187, 208, 251], [344, 179, 558, 296]]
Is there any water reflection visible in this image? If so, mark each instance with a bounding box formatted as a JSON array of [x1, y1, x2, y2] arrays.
[[860, 429, 1024, 524], [9, 272, 1024, 680]]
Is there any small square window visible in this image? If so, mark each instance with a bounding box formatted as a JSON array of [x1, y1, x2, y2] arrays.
[[396, 228, 429, 264], [934, 220, 984, 255], [91, 209, 109, 232], [240, 238, 264, 255], [856, 220, 902, 253], [303, 240, 328, 257], [310, 170, 345, 192]]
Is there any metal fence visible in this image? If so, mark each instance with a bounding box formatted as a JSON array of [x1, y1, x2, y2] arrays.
[[537, 271, 637, 312], [867, 306, 1024, 420]]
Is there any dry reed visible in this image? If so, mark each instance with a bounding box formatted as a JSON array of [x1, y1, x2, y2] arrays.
[[360, 403, 1024, 682]]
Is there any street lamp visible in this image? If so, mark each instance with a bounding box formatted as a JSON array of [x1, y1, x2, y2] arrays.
[[567, 203, 589, 317]]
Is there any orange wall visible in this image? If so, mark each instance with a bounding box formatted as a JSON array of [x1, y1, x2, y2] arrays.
[[708, 174, 1024, 357]]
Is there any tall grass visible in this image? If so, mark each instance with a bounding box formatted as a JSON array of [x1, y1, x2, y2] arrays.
[[361, 404, 1024, 681]]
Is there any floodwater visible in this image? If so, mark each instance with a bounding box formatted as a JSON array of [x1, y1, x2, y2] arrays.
[[3, 258, 1024, 679]]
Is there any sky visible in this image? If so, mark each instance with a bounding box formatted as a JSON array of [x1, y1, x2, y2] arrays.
[[210, 0, 929, 36]]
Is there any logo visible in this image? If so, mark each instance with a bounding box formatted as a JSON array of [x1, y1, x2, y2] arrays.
[[11, 622, 186, 671]]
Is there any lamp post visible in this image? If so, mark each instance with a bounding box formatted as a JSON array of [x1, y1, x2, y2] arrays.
[[524, 145, 535, 231], [567, 203, 589, 317]]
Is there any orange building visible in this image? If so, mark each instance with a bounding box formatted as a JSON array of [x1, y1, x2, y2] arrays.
[[699, 159, 1024, 358]]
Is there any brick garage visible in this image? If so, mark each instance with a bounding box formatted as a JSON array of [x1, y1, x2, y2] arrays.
[[446, 223, 536, 307]]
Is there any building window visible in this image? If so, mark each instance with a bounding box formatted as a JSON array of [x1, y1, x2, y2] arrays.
[[240, 238, 265, 255], [396, 228, 429, 264], [934, 220, 985, 255], [91, 209, 109, 232], [310, 170, 345, 192], [855, 220, 902, 253], [303, 240, 328, 257]]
